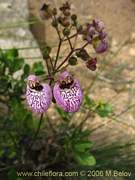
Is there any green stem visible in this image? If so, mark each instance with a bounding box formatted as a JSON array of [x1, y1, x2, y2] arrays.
[[26, 113, 43, 153]]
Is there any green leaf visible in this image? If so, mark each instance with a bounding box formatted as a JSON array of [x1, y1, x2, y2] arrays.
[[6, 48, 18, 59], [0, 149, 4, 157], [1, 49, 24, 73], [32, 62, 45, 75], [96, 102, 113, 117], [80, 129, 91, 138], [8, 168, 18, 180], [74, 152, 96, 166], [0, 49, 5, 62], [8, 151, 16, 159], [73, 141, 93, 152], [22, 64, 30, 78], [12, 58, 24, 72], [84, 95, 96, 109]]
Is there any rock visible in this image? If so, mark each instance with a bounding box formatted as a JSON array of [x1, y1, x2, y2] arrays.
[[0, 0, 42, 65]]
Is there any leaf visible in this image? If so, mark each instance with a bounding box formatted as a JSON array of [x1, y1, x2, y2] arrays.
[[32, 62, 45, 75], [74, 152, 96, 166], [56, 107, 71, 121], [84, 95, 96, 109], [6, 48, 18, 59], [73, 141, 93, 152], [96, 102, 113, 117], [12, 58, 24, 72], [80, 129, 91, 138], [22, 64, 30, 78], [8, 168, 18, 180], [0, 149, 4, 157], [0, 49, 5, 62], [8, 151, 16, 159], [1, 49, 24, 73]]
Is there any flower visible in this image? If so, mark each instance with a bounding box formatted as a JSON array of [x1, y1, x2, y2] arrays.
[[53, 71, 83, 112], [94, 40, 108, 53], [26, 75, 52, 113], [93, 19, 104, 32], [84, 19, 108, 53]]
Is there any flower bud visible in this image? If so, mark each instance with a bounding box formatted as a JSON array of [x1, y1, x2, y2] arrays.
[[76, 49, 89, 61], [71, 14, 77, 21], [52, 8, 57, 15], [76, 25, 83, 34], [53, 71, 83, 112], [42, 45, 51, 59], [26, 75, 52, 113], [63, 28, 70, 36], [58, 16, 70, 27], [59, 2, 70, 11], [63, 9, 71, 16], [52, 19, 58, 28], [68, 56, 78, 65], [40, 3, 52, 20], [86, 58, 97, 71]]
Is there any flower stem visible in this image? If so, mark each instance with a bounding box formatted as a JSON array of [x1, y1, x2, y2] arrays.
[[54, 39, 62, 69], [33, 113, 43, 141], [67, 35, 73, 50], [26, 113, 43, 153], [55, 50, 74, 72], [44, 58, 51, 76]]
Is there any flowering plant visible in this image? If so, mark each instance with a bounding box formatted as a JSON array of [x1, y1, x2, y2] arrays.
[[26, 1, 108, 115], [4, 2, 134, 179]]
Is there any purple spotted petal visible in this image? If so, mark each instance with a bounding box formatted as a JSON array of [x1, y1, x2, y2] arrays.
[[53, 71, 83, 112], [26, 75, 52, 113]]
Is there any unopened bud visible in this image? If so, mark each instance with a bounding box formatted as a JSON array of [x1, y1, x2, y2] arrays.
[[43, 46, 51, 59], [52, 19, 58, 27], [71, 14, 77, 21], [76, 49, 89, 61], [58, 16, 70, 27], [63, 28, 70, 36], [63, 9, 71, 16], [40, 3, 52, 20], [68, 56, 78, 65], [52, 8, 57, 15], [86, 58, 97, 71]]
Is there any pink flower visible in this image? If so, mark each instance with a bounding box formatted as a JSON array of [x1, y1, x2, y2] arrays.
[[26, 75, 52, 113], [53, 71, 83, 112], [94, 40, 108, 53]]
